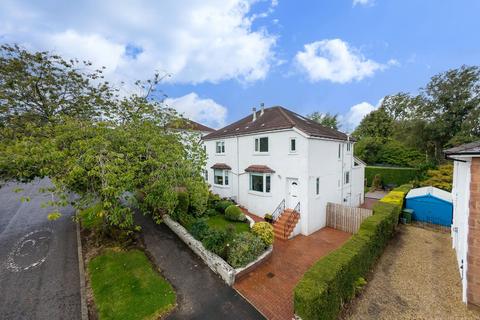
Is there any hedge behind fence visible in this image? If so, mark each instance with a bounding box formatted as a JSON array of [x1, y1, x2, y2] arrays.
[[294, 185, 412, 320], [365, 166, 419, 186]]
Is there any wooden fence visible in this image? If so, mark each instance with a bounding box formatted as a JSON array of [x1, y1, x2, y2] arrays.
[[326, 202, 373, 234]]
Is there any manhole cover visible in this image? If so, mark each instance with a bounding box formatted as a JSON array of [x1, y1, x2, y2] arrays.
[[6, 229, 53, 272], [267, 272, 275, 278]]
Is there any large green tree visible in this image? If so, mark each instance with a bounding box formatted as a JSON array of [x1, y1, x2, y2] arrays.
[[307, 112, 339, 130], [0, 45, 208, 236]]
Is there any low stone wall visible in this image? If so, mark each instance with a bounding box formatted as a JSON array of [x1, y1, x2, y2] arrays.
[[163, 214, 271, 286]]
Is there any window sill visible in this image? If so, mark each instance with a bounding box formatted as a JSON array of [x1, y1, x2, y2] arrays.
[[253, 152, 270, 156], [288, 152, 298, 155], [215, 153, 226, 156], [248, 190, 272, 197], [213, 184, 230, 189]]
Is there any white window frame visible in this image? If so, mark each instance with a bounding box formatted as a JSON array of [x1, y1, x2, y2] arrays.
[[215, 141, 225, 154], [289, 138, 297, 153], [213, 169, 229, 186], [254, 137, 269, 153], [346, 142, 352, 153], [249, 173, 271, 194]]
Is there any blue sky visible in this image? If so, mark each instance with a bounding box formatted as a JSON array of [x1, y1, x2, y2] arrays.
[[1, 0, 479, 130]]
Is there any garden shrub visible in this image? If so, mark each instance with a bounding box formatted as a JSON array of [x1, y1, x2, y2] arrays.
[[418, 164, 453, 191], [294, 185, 412, 320], [371, 173, 382, 190], [177, 212, 195, 230], [227, 232, 265, 268], [251, 222, 274, 246], [365, 166, 419, 187], [205, 208, 219, 217], [202, 229, 229, 258], [79, 203, 104, 230], [189, 219, 210, 241], [208, 192, 221, 207], [215, 200, 234, 213], [225, 205, 246, 222]]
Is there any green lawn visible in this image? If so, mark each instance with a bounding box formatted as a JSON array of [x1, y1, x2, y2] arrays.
[[88, 249, 176, 320], [206, 215, 250, 234]]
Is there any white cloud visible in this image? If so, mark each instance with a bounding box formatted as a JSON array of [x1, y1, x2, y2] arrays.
[[0, 0, 277, 85], [353, 0, 375, 7], [340, 98, 386, 131], [295, 38, 388, 83], [165, 92, 227, 129]]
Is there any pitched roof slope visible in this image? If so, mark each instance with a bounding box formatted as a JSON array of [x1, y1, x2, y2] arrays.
[[444, 140, 480, 155], [203, 106, 350, 141], [184, 119, 215, 132]]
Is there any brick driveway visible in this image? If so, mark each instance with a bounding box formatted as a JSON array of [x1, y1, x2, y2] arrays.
[[234, 227, 351, 320]]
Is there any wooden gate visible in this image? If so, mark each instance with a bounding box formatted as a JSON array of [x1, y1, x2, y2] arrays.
[[326, 202, 372, 234]]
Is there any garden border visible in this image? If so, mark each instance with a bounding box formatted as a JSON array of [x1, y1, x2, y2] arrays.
[[163, 215, 272, 286]]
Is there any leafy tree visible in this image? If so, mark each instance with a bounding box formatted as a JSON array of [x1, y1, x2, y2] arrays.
[[418, 164, 453, 191], [0, 44, 116, 136], [352, 107, 394, 141], [307, 112, 339, 130], [0, 45, 208, 238]]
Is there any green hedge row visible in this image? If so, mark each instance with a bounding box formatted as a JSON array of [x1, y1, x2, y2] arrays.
[[365, 166, 419, 187], [294, 185, 412, 320]]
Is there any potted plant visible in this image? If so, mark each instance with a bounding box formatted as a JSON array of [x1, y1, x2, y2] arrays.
[[264, 213, 273, 223]]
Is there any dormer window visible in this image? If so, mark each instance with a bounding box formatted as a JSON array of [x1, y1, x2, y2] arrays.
[[254, 137, 269, 153], [216, 141, 225, 154]]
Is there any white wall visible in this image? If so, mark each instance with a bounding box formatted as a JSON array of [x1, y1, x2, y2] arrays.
[[205, 130, 364, 236], [451, 158, 471, 303]]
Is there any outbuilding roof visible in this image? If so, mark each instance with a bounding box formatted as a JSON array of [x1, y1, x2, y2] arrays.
[[444, 140, 480, 156], [406, 186, 452, 203], [203, 106, 351, 141]]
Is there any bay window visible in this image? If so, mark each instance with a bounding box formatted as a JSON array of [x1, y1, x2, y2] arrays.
[[214, 169, 229, 186], [249, 173, 271, 193]]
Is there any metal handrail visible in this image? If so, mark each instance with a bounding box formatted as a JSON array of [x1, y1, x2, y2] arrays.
[[271, 199, 285, 222], [284, 202, 300, 239]]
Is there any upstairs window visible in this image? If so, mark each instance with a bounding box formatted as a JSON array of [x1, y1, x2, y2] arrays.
[[338, 144, 341, 159], [216, 141, 225, 154], [316, 177, 320, 195], [290, 138, 297, 153], [346, 142, 352, 152], [214, 169, 229, 186], [254, 137, 269, 153]]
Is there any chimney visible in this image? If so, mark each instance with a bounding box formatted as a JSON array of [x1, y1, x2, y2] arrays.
[[260, 103, 265, 116], [252, 107, 257, 121]]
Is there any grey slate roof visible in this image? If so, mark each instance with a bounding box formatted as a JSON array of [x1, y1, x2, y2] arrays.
[[444, 140, 480, 155], [203, 106, 351, 141]]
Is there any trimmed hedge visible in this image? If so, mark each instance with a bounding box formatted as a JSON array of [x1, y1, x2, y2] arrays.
[[365, 166, 419, 187], [225, 205, 246, 222], [294, 185, 412, 320]]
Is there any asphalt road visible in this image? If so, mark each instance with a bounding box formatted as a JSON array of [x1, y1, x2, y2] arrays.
[[137, 213, 265, 320], [0, 179, 81, 320]]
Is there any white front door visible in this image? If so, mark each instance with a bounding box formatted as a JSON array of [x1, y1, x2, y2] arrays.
[[287, 178, 299, 208]]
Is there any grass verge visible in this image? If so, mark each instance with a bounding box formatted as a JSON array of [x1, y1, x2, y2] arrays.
[[88, 249, 175, 320]]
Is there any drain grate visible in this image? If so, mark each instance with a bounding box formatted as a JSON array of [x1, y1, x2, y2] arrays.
[[267, 272, 275, 278]]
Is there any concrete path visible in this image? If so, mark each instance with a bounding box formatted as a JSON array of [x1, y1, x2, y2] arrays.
[[136, 213, 265, 320], [0, 179, 81, 320]]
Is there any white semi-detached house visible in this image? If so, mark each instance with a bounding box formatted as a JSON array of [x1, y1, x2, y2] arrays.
[[202, 105, 365, 238]]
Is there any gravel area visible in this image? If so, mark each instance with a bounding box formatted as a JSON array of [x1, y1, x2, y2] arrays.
[[342, 225, 480, 320]]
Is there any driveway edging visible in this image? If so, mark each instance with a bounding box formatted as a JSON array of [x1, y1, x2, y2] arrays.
[[76, 221, 89, 320]]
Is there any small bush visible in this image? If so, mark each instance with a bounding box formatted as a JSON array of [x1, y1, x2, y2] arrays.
[[208, 192, 221, 207], [252, 222, 274, 246], [189, 219, 210, 241], [227, 232, 265, 268], [225, 205, 246, 222], [178, 212, 195, 230], [79, 203, 104, 230], [215, 200, 234, 214], [202, 229, 229, 258], [205, 208, 219, 217], [371, 173, 382, 190]]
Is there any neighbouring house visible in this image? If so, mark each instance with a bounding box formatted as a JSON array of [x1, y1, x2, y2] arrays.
[[444, 140, 480, 308], [173, 119, 215, 137], [202, 105, 365, 238], [405, 186, 453, 226]]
